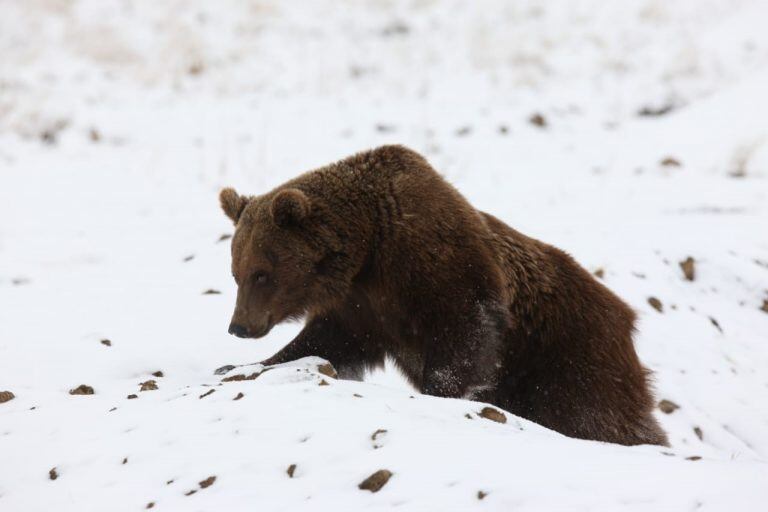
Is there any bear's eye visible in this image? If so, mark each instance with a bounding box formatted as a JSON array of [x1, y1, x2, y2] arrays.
[[253, 272, 269, 285]]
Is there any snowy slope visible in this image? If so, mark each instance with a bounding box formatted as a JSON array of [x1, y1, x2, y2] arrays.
[[1, 0, 768, 510]]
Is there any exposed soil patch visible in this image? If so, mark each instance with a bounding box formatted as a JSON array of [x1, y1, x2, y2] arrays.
[[221, 368, 271, 382], [0, 391, 15, 403], [287, 464, 296, 478], [660, 156, 681, 167], [233, 392, 244, 400], [199, 389, 216, 399]]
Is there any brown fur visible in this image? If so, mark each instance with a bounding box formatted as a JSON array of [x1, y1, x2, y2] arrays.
[[220, 145, 669, 446]]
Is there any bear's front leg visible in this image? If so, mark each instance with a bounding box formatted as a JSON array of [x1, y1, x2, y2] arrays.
[[261, 314, 384, 381], [420, 313, 503, 400]]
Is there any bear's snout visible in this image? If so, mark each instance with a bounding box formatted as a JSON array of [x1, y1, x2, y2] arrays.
[[228, 323, 249, 338], [227, 314, 273, 339]]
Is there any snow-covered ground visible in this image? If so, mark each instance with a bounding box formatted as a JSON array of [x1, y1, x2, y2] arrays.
[[1, 0, 768, 510]]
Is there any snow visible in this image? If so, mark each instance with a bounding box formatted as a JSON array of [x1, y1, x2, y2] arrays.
[[1, 0, 768, 510]]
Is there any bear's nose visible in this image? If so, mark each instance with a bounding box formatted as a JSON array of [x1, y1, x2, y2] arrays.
[[228, 323, 249, 338]]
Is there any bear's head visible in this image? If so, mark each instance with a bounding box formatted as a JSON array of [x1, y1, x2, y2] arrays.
[[219, 187, 351, 339]]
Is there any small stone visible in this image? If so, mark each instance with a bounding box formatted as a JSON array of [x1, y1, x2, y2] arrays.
[[217, 233, 232, 243], [199, 389, 215, 399], [122, 457, 128, 465], [358, 470, 392, 493], [202, 289, 221, 295], [69, 384, 94, 395], [658, 399, 680, 414], [188, 62, 204, 75], [375, 123, 396, 133], [184, 490, 197, 496], [152, 371, 164, 378], [127, 394, 138, 399], [352, 393, 363, 398], [529, 113, 547, 128], [318, 379, 330, 386], [647, 297, 663, 313], [593, 268, 605, 279], [381, 21, 409, 37], [317, 362, 338, 379], [660, 156, 681, 167], [0, 391, 15, 403], [140, 380, 158, 391], [709, 317, 723, 333], [477, 490, 488, 500], [100, 339, 112, 347], [465, 413, 473, 420], [455, 126, 472, 137], [287, 464, 297, 478], [679, 257, 695, 281], [498, 125, 509, 135], [761, 299, 768, 314], [233, 392, 244, 401], [183, 255, 195, 262], [89, 128, 101, 142], [478, 407, 506, 423], [686, 456, 702, 461], [146, 502, 155, 509], [638, 104, 674, 117], [49, 467, 58, 480], [693, 427, 703, 440], [199, 476, 216, 489], [166, 479, 174, 485]]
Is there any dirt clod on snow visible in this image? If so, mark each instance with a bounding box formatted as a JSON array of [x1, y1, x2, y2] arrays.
[[479, 407, 507, 423], [679, 257, 695, 281], [358, 469, 393, 493], [648, 297, 663, 313], [658, 399, 680, 414], [140, 380, 158, 391], [69, 384, 94, 395]]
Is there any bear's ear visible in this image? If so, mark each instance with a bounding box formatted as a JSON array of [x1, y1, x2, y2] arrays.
[[270, 188, 310, 227], [219, 187, 248, 224]]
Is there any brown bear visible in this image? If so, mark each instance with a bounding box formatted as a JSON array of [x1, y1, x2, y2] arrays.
[[218, 145, 669, 446]]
